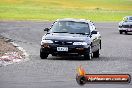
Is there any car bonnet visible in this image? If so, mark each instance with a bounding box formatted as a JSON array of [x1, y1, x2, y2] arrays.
[[45, 33, 91, 43]]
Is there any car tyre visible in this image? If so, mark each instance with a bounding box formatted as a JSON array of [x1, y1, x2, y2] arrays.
[[84, 46, 92, 60], [93, 49, 99, 58], [119, 30, 122, 34], [40, 49, 48, 59]]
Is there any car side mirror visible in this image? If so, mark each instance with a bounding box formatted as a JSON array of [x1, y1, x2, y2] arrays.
[[91, 31, 97, 34], [44, 28, 49, 31]]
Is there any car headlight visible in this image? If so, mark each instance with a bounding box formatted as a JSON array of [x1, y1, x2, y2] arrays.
[[73, 42, 87, 45], [41, 40, 53, 45], [119, 25, 122, 28]]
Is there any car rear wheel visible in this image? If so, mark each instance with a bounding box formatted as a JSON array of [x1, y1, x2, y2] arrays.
[[84, 46, 92, 60], [40, 49, 48, 59], [93, 49, 99, 58]]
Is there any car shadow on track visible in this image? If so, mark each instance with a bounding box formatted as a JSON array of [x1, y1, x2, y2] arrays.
[[121, 33, 132, 35], [113, 31, 132, 35], [46, 55, 132, 61], [47, 55, 100, 61]]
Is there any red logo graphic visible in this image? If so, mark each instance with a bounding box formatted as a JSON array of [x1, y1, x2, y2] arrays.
[[76, 66, 131, 85]]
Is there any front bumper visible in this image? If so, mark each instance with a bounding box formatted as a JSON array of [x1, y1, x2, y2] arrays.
[[41, 44, 90, 55], [119, 28, 132, 32]]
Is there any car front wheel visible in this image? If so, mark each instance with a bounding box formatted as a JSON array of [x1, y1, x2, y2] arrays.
[[84, 46, 92, 60], [119, 30, 122, 34], [40, 48, 48, 59]]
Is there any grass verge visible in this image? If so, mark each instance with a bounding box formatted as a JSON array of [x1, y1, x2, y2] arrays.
[[0, 0, 132, 21]]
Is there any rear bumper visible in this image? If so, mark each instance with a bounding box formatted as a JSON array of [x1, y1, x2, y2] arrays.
[[40, 44, 90, 55]]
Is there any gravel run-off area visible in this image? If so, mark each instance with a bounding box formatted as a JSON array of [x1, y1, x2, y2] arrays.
[[0, 36, 25, 66]]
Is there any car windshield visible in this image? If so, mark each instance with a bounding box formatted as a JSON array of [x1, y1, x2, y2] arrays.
[[128, 17, 132, 22], [49, 21, 90, 35]]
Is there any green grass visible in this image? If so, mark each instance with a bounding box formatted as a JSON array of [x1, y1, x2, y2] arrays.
[[0, 0, 132, 21]]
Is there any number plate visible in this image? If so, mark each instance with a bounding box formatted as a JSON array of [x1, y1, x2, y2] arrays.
[[57, 47, 68, 51]]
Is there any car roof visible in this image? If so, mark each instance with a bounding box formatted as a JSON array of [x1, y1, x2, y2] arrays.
[[56, 18, 92, 24]]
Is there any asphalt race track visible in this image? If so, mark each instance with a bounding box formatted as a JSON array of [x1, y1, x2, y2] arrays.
[[0, 21, 132, 88]]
